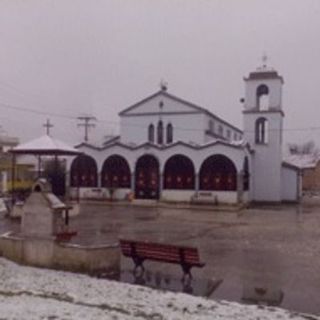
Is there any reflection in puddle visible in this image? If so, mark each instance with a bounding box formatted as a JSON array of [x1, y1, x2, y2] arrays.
[[121, 268, 222, 298]]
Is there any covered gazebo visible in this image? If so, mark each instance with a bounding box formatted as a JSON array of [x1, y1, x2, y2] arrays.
[[10, 135, 81, 199]]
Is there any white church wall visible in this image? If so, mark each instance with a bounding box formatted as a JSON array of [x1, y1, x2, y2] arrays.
[[120, 113, 206, 145], [242, 191, 249, 203], [72, 142, 247, 178], [281, 166, 299, 202], [161, 190, 238, 204], [155, 143, 246, 174], [69, 187, 131, 200], [161, 190, 194, 202], [204, 114, 242, 143], [244, 112, 283, 202]]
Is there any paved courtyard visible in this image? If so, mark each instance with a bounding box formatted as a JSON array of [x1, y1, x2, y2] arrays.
[[1, 200, 320, 315]]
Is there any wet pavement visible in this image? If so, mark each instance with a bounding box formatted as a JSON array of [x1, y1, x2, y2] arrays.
[[1, 201, 320, 315]]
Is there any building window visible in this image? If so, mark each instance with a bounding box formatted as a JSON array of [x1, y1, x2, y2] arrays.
[[157, 121, 163, 145], [148, 124, 154, 143], [209, 120, 214, 132], [233, 133, 237, 141], [256, 84, 269, 110], [227, 130, 231, 140], [218, 125, 223, 137], [255, 117, 268, 144], [166, 123, 173, 144]]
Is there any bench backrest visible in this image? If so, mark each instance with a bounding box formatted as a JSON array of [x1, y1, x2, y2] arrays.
[[120, 239, 203, 266]]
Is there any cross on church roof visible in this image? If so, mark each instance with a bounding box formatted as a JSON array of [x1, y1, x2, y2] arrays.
[[160, 79, 168, 91], [262, 53, 268, 68], [43, 118, 54, 135]]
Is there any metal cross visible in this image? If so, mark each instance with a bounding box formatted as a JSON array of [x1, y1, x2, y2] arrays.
[[262, 53, 268, 67], [160, 79, 168, 91], [43, 118, 54, 135]]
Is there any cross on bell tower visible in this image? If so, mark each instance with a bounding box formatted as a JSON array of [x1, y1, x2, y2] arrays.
[[262, 52, 268, 68]]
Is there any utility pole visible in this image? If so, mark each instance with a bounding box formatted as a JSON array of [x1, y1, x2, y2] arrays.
[[43, 119, 54, 135], [77, 115, 96, 142]]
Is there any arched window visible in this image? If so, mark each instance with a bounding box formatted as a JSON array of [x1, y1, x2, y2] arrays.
[[157, 121, 163, 145], [256, 84, 269, 110], [101, 155, 130, 188], [243, 156, 249, 191], [199, 154, 237, 191], [148, 124, 155, 143], [70, 154, 98, 187], [164, 155, 195, 190], [255, 117, 268, 144], [166, 123, 173, 144]]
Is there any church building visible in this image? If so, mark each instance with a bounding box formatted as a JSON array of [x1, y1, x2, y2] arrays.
[[68, 64, 301, 204]]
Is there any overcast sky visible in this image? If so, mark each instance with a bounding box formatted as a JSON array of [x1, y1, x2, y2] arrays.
[[0, 0, 319, 147]]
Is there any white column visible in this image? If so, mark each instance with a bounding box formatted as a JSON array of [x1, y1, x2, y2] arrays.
[[159, 173, 163, 200], [131, 172, 135, 194], [195, 173, 200, 194], [97, 172, 101, 188]]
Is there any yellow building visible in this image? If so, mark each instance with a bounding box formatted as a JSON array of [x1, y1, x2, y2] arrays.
[[0, 135, 35, 194]]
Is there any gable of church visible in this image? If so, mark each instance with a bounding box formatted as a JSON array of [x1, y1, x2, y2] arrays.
[[119, 91, 205, 116]]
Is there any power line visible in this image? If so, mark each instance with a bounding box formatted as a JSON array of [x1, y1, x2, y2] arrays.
[[2, 100, 320, 135], [0, 101, 75, 120]]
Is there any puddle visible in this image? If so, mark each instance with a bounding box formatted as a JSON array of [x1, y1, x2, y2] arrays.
[[120, 268, 222, 298]]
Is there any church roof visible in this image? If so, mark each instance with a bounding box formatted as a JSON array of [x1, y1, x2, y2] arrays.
[[244, 67, 284, 83], [119, 90, 242, 133], [283, 153, 318, 170]]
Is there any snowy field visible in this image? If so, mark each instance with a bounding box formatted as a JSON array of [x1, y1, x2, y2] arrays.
[[0, 258, 319, 320]]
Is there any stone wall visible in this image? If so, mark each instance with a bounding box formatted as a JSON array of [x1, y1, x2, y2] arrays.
[[0, 233, 120, 276]]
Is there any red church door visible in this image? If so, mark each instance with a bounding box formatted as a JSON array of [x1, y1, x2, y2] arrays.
[[135, 155, 159, 199]]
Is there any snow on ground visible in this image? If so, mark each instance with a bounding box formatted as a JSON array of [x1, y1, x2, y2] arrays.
[[0, 258, 318, 320]]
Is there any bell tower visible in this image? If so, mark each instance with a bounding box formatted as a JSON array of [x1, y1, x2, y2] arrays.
[[243, 60, 284, 202]]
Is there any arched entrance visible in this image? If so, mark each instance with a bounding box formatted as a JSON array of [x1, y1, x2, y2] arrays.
[[164, 155, 195, 189], [101, 155, 131, 188], [135, 155, 159, 199], [199, 154, 237, 191], [70, 154, 98, 187]]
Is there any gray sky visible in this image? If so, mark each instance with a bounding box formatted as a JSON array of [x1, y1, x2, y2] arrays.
[[0, 0, 319, 147]]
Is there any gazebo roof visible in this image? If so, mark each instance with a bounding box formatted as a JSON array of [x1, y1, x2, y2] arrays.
[[10, 135, 81, 156]]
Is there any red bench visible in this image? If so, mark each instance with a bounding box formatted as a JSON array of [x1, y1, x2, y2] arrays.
[[119, 239, 205, 280]]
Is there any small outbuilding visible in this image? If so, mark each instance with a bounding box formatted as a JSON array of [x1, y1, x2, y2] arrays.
[[22, 179, 74, 240]]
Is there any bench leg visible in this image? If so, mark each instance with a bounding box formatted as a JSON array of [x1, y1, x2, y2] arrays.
[[132, 257, 145, 276], [181, 264, 192, 283]]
